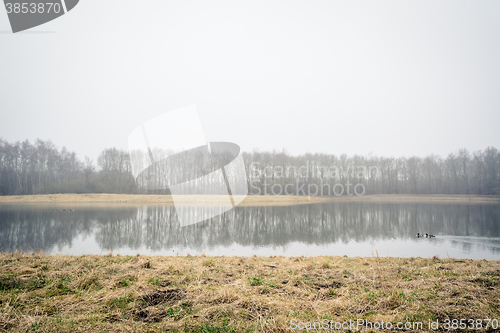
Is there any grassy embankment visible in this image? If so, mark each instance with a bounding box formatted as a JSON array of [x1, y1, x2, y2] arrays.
[[0, 253, 499, 332]]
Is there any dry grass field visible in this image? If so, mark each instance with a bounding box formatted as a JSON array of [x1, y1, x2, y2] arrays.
[[0, 253, 499, 332]]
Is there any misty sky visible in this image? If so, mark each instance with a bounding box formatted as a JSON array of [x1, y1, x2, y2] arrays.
[[1, 0, 499, 163]]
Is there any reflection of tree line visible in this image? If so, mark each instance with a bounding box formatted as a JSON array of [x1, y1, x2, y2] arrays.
[[0, 204, 498, 253], [0, 207, 137, 252]]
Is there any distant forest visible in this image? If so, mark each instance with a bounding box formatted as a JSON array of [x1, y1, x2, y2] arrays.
[[0, 138, 499, 196]]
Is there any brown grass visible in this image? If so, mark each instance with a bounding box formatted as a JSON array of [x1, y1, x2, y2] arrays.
[[0, 253, 499, 332], [0, 193, 498, 206]]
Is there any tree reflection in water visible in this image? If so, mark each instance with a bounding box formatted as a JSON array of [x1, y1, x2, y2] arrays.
[[0, 203, 498, 257]]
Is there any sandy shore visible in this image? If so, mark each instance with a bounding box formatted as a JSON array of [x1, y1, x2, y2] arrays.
[[0, 193, 498, 206], [0, 194, 330, 206]]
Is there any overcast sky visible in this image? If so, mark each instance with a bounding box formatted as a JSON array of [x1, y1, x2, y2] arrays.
[[1, 0, 499, 163]]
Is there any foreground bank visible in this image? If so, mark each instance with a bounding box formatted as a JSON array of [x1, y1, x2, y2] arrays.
[[0, 254, 499, 332]]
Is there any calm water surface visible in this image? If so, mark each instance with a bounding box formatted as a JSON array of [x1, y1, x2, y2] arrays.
[[0, 202, 499, 259]]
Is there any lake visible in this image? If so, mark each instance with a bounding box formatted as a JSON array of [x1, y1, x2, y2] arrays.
[[0, 202, 499, 259]]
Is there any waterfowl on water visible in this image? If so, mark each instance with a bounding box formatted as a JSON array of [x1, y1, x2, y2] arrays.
[[416, 233, 422, 238], [425, 233, 435, 238]]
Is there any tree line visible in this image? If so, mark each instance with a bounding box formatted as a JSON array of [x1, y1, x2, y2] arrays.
[[0, 138, 499, 196], [0, 139, 136, 195], [244, 147, 500, 196]]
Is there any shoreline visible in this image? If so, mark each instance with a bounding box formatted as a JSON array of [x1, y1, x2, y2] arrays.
[[0, 253, 498, 332], [0, 193, 499, 206]]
